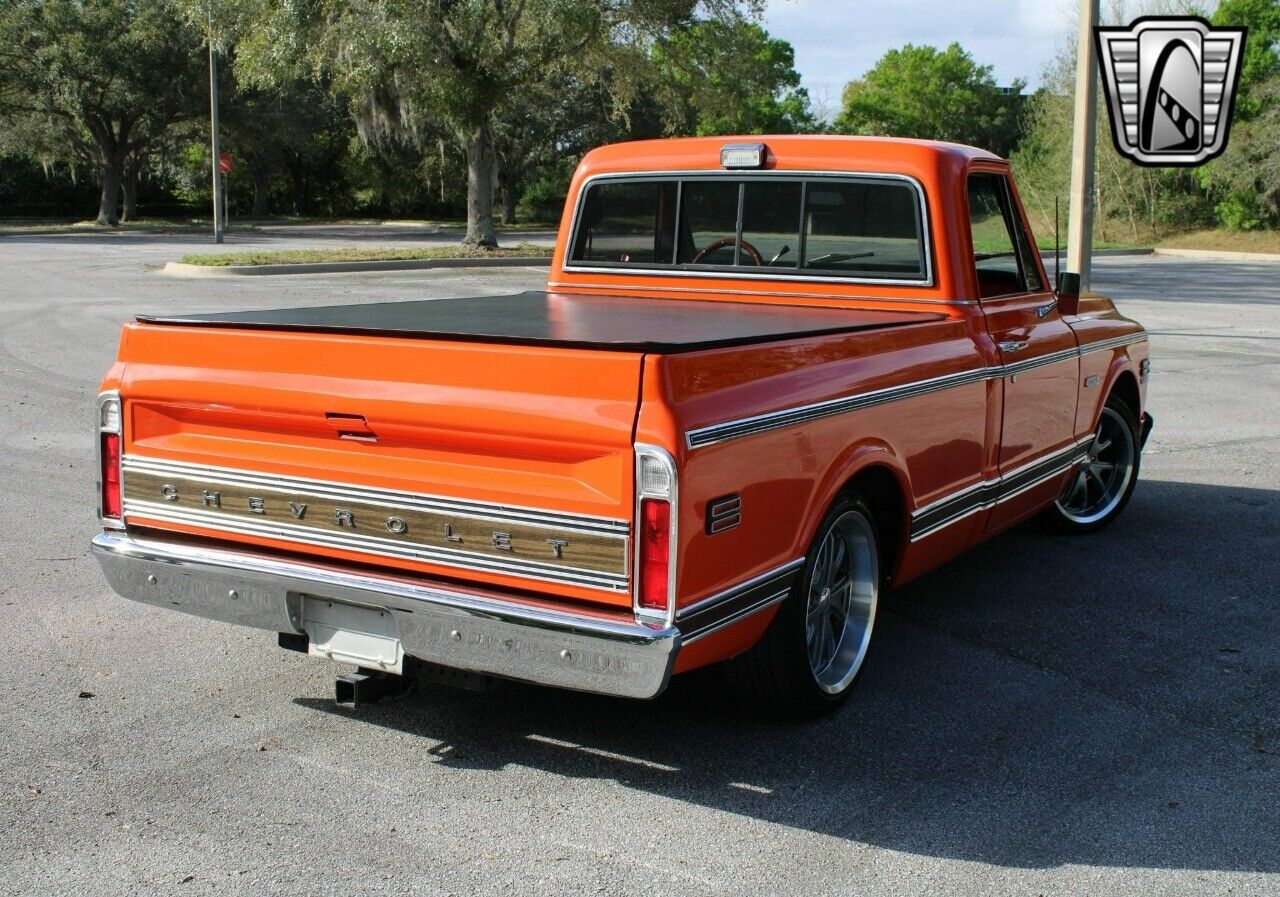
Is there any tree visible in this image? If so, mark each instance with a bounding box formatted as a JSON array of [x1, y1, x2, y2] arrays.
[[834, 43, 1025, 156], [1200, 74, 1280, 228], [221, 79, 350, 217], [492, 74, 580, 226], [0, 0, 207, 224], [1213, 0, 1280, 118], [652, 20, 816, 136], [1199, 0, 1280, 228], [233, 0, 760, 246]]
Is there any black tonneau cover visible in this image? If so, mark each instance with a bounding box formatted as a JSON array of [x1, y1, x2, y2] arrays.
[[139, 290, 942, 353]]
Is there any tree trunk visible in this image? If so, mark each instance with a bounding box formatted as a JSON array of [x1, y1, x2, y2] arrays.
[[289, 169, 304, 215], [502, 187, 518, 227], [96, 154, 123, 226], [464, 121, 498, 248], [498, 165, 520, 226], [121, 167, 139, 222], [252, 165, 270, 218]]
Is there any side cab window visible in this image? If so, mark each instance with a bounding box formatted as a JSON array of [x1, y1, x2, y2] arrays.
[[966, 172, 1043, 299]]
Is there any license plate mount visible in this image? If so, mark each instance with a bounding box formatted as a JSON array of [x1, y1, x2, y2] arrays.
[[301, 595, 404, 674]]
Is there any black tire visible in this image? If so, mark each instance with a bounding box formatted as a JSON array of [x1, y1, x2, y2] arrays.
[[1043, 393, 1141, 534], [723, 493, 881, 719]]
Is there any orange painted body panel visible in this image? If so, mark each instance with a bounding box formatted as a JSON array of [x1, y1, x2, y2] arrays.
[[642, 318, 990, 601], [98, 135, 1149, 682]]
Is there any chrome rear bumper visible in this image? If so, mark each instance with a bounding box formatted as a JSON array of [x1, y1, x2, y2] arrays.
[[92, 531, 679, 699]]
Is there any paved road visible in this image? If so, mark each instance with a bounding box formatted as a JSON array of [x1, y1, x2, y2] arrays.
[[1, 230, 1277, 896]]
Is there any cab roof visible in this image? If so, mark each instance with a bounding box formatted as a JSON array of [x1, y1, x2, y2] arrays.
[[575, 135, 1005, 180]]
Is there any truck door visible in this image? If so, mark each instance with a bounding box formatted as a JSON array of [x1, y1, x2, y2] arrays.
[[967, 171, 1080, 531]]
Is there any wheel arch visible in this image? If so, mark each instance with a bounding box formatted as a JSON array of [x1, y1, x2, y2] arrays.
[[1108, 368, 1141, 418], [802, 442, 911, 586], [844, 464, 907, 586]]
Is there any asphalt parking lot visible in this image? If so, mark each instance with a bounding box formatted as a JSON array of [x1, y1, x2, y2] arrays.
[[1, 230, 1277, 896]]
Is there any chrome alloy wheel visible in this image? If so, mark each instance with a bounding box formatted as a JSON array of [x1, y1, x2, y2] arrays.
[[1055, 407, 1136, 525], [804, 510, 879, 694]]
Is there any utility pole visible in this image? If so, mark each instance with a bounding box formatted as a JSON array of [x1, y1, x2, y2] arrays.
[[1066, 0, 1100, 291], [208, 42, 224, 244]]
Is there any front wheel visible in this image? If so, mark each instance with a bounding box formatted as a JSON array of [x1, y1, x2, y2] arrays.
[[724, 494, 880, 718], [1045, 394, 1141, 533]]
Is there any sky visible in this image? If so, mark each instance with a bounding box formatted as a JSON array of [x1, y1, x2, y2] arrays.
[[762, 0, 1083, 116]]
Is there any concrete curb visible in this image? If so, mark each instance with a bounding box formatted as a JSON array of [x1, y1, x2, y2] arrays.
[[1091, 248, 1156, 257], [161, 256, 552, 277], [1040, 248, 1155, 259], [1153, 247, 1280, 262]]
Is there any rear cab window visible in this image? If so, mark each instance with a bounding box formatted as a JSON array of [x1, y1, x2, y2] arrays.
[[568, 174, 929, 283], [571, 180, 677, 264]]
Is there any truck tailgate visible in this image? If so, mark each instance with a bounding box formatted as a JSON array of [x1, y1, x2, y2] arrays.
[[114, 321, 643, 606]]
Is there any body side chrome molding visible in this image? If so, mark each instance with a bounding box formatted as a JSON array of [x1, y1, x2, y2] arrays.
[[1001, 345, 1083, 375], [1080, 333, 1150, 355], [908, 437, 1093, 541], [686, 334, 1147, 449], [676, 557, 805, 643], [686, 366, 1001, 448]]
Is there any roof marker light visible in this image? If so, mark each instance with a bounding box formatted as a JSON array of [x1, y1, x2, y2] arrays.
[[720, 143, 767, 169]]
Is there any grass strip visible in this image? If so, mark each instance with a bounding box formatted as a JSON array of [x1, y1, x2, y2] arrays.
[[179, 243, 553, 267]]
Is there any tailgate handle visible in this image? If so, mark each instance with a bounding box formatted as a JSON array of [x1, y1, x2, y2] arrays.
[[324, 412, 378, 443]]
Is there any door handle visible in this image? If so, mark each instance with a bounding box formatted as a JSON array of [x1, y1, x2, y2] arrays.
[[998, 340, 1030, 353], [324, 412, 378, 442]]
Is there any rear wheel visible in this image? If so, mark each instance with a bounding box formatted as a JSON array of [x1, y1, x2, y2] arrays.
[[724, 494, 880, 718], [1045, 394, 1140, 533]]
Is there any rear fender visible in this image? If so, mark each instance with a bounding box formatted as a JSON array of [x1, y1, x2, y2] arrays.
[[799, 439, 912, 578]]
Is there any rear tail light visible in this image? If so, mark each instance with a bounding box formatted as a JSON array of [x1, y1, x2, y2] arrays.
[[637, 498, 671, 611], [100, 432, 122, 519], [634, 445, 677, 623], [98, 393, 123, 525]]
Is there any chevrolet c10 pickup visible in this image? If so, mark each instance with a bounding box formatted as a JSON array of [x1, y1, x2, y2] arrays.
[[92, 136, 1151, 717]]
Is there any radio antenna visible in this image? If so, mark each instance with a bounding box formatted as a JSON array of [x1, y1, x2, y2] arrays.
[[1054, 195, 1061, 288]]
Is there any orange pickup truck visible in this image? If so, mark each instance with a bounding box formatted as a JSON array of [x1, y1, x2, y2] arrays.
[[92, 136, 1151, 717]]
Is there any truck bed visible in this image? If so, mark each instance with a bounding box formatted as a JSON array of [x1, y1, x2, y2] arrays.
[[139, 291, 942, 352]]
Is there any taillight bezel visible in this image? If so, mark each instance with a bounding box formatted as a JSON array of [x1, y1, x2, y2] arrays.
[[97, 391, 124, 528], [633, 443, 678, 627]]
